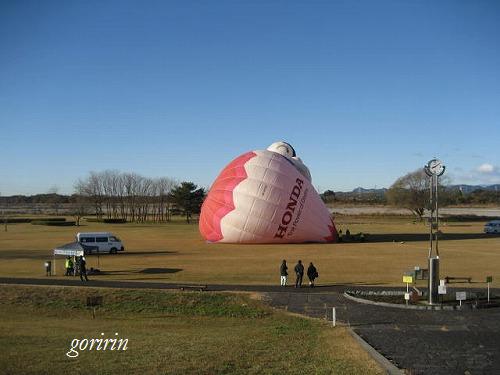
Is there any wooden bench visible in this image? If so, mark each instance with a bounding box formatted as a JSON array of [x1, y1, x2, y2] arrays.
[[444, 276, 472, 284], [178, 284, 208, 292]]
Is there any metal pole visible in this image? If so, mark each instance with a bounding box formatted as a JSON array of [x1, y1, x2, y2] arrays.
[[332, 307, 336, 327], [428, 174, 440, 304], [435, 174, 439, 257], [428, 175, 433, 259]]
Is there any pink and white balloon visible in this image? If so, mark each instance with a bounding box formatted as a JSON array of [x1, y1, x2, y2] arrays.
[[199, 142, 338, 243]]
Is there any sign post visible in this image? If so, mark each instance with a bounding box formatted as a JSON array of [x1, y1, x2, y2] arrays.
[[403, 275, 413, 305], [456, 291, 466, 307], [486, 276, 493, 303], [438, 279, 447, 304]]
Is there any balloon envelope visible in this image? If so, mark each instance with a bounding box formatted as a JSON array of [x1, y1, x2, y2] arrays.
[[199, 149, 337, 243]]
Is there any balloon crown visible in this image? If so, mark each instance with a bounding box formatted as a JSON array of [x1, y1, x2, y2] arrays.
[[267, 141, 296, 158]]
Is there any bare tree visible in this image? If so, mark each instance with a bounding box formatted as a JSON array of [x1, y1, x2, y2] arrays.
[[0, 192, 7, 232], [153, 177, 177, 222], [386, 169, 449, 220], [75, 172, 104, 219], [386, 170, 428, 219], [137, 177, 153, 222], [47, 185, 61, 214], [71, 188, 90, 226], [75, 171, 178, 223], [123, 173, 142, 222], [101, 170, 121, 219]]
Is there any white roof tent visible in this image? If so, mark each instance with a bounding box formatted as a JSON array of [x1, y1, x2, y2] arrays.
[[51, 242, 98, 275], [53, 241, 97, 257]]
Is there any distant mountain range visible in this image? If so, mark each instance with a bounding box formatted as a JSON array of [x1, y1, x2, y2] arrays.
[[447, 184, 500, 194], [344, 184, 500, 194], [351, 187, 388, 194]]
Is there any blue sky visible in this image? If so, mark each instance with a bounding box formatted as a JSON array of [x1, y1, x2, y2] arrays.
[[1, 0, 499, 195]]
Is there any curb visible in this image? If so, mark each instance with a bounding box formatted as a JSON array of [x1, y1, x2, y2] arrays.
[[347, 328, 404, 375], [344, 292, 461, 311]]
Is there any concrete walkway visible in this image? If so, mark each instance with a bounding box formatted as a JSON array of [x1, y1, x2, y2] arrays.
[[2, 277, 499, 375]]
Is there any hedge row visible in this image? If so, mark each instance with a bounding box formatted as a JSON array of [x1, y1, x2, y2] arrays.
[[31, 220, 76, 226], [442, 215, 499, 222], [86, 218, 127, 224], [1, 218, 32, 223], [35, 217, 67, 222], [2, 217, 67, 224]]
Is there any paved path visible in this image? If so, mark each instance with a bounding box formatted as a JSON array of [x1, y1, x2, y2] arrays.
[[265, 291, 500, 375], [2, 277, 499, 375]]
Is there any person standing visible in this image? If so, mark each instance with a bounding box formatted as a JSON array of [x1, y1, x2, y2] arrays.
[[65, 257, 71, 276], [44, 261, 51, 276], [294, 260, 304, 288], [280, 260, 288, 286], [307, 262, 318, 288], [79, 256, 89, 282], [68, 257, 74, 276]]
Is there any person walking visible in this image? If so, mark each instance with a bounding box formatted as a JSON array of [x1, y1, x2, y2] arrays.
[[280, 260, 288, 286], [294, 260, 304, 288], [78, 256, 89, 282], [307, 262, 319, 288]]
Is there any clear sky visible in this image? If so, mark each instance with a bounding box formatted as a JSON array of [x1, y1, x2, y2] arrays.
[[1, 0, 499, 195]]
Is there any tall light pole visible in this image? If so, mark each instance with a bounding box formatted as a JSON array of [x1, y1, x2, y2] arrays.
[[424, 159, 445, 304]]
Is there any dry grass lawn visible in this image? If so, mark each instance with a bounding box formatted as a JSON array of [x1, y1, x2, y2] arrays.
[[0, 216, 499, 287], [0, 285, 383, 375]]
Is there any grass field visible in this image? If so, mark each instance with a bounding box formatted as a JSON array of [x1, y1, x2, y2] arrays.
[[0, 285, 382, 375], [1, 216, 498, 374], [0, 216, 499, 287]]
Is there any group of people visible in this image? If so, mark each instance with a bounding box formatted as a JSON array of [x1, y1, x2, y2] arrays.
[[64, 255, 89, 282], [280, 259, 318, 288], [337, 229, 366, 243]]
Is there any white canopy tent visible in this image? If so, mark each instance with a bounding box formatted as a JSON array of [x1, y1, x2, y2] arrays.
[[52, 242, 96, 275]]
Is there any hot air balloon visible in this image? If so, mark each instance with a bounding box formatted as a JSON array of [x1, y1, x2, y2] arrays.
[[199, 142, 338, 243]]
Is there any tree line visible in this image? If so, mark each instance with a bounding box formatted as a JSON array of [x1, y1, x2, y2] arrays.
[[385, 169, 500, 219], [320, 169, 499, 220], [73, 170, 205, 223], [2, 168, 498, 224]]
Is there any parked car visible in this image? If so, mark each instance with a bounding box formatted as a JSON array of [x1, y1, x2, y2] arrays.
[[484, 220, 500, 234], [76, 232, 125, 254]]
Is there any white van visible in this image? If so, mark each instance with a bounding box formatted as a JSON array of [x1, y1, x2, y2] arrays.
[[76, 232, 125, 254], [484, 220, 500, 234]]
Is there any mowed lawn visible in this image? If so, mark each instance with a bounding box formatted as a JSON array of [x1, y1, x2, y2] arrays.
[[0, 216, 499, 286], [0, 285, 382, 375]]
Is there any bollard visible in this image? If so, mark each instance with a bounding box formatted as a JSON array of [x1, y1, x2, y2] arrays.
[[428, 257, 439, 304], [44, 261, 52, 276]]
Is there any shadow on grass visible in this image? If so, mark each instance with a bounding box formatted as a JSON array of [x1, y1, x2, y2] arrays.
[[98, 268, 183, 276], [364, 233, 499, 243], [0, 250, 50, 260], [139, 267, 182, 274], [0, 250, 178, 260], [115, 250, 178, 256]]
